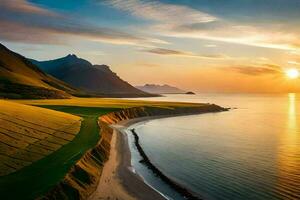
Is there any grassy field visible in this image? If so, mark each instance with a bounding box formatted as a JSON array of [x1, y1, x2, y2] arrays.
[[0, 100, 81, 176], [0, 98, 206, 199], [0, 103, 118, 199], [16, 97, 204, 109]]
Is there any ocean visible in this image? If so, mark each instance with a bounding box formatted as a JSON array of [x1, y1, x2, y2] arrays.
[[126, 93, 300, 200]]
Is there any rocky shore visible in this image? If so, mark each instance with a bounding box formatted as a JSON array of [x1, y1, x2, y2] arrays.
[[131, 128, 202, 200]]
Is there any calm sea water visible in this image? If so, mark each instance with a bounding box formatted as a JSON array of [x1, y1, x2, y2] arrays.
[[126, 94, 300, 200]]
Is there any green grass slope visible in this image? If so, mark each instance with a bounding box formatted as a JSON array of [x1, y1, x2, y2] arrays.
[[0, 98, 223, 199], [0, 105, 118, 200]]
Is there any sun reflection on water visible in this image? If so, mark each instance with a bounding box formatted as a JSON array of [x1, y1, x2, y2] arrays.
[[276, 93, 300, 198], [288, 93, 297, 130]]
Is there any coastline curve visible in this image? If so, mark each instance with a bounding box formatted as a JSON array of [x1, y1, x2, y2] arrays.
[[40, 105, 228, 199], [131, 128, 202, 200]]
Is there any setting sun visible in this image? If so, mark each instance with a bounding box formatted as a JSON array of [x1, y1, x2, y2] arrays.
[[286, 69, 299, 79]]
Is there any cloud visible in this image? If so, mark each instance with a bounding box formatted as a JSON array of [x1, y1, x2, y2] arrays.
[[0, 0, 57, 16], [0, 21, 60, 44], [0, 0, 165, 46], [224, 65, 281, 76], [141, 48, 229, 59], [107, 0, 300, 51], [4, 0, 300, 52], [107, 0, 216, 25], [262, 63, 282, 70], [142, 48, 187, 55], [158, 21, 300, 51], [205, 44, 217, 48], [288, 61, 300, 65], [288, 51, 300, 55]]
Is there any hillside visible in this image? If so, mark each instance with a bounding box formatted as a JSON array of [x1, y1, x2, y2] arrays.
[[0, 44, 79, 99], [0, 100, 81, 176], [136, 84, 186, 94], [0, 98, 225, 199], [31, 55, 155, 97]]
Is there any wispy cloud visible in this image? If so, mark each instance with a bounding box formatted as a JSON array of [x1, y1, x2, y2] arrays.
[[262, 63, 282, 70], [141, 48, 229, 59], [0, 0, 57, 16], [107, 0, 300, 51], [156, 21, 300, 51], [224, 64, 282, 76], [143, 48, 186, 55], [288, 61, 300, 65], [0, 0, 165, 46], [107, 0, 216, 25], [288, 51, 300, 55], [205, 44, 217, 48]]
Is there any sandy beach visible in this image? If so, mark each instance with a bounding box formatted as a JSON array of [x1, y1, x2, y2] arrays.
[[90, 114, 213, 200], [89, 119, 166, 200]]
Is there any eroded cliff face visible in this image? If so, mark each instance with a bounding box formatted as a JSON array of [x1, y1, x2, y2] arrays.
[[38, 119, 112, 200], [39, 105, 226, 200]]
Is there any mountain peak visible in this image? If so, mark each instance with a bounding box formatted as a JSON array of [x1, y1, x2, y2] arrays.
[[66, 54, 78, 59], [0, 43, 76, 99], [56, 54, 92, 66], [31, 55, 152, 97]]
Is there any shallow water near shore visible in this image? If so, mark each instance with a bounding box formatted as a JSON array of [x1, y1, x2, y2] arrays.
[[127, 93, 300, 200]]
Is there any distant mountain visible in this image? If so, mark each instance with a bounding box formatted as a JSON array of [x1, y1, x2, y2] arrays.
[[31, 55, 154, 97], [136, 84, 186, 94], [0, 43, 78, 99]]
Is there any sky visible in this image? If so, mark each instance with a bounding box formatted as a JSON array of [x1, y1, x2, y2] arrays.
[[1, 0, 300, 93]]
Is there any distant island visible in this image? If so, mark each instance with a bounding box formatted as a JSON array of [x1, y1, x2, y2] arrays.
[[186, 91, 196, 95], [136, 84, 188, 94]]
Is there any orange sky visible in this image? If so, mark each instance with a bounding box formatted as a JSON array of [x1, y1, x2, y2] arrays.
[[1, 0, 300, 93]]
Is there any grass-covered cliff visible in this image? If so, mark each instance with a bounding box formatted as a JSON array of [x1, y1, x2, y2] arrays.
[[39, 104, 227, 199], [0, 98, 227, 199]]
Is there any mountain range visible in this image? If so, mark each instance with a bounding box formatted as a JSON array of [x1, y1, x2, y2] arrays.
[[136, 84, 186, 94], [0, 43, 154, 99], [0, 43, 78, 99], [31, 55, 152, 97]]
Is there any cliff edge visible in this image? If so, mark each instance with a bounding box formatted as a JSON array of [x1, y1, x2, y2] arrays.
[[39, 105, 227, 199]]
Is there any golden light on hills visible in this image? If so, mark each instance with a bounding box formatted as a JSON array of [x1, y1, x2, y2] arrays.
[[0, 100, 81, 176]]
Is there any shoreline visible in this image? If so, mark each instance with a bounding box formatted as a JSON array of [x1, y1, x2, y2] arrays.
[[52, 105, 227, 200], [131, 128, 202, 200], [90, 113, 215, 200], [89, 118, 166, 200]]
